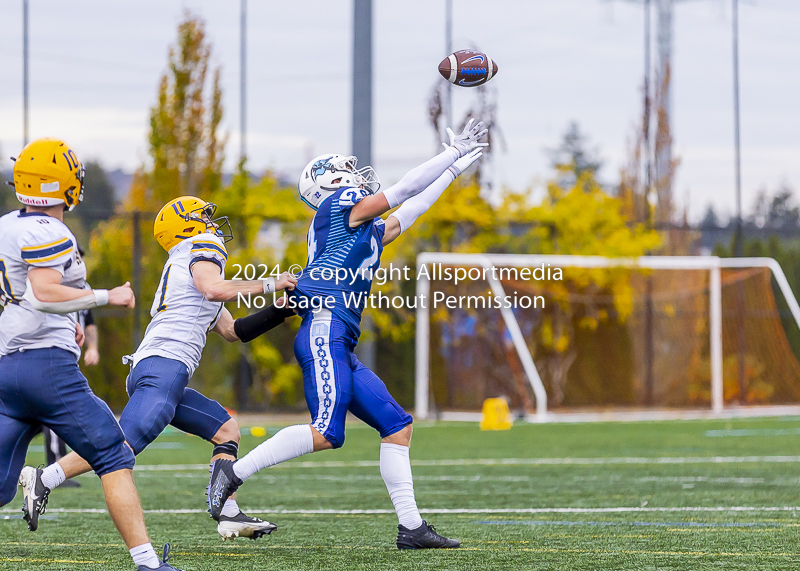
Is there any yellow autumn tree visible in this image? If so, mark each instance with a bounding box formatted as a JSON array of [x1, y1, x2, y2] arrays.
[[370, 163, 659, 409], [83, 12, 313, 411]]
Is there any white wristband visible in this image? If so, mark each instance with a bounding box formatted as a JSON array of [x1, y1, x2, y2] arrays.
[[262, 277, 276, 294], [94, 289, 109, 306]]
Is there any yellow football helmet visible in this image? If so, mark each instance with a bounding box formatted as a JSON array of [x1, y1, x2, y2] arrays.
[[153, 196, 233, 252], [12, 138, 85, 211]]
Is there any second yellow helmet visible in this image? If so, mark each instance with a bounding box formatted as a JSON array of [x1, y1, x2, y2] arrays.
[[153, 196, 232, 252]]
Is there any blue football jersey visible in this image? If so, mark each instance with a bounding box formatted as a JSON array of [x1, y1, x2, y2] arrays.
[[294, 187, 385, 343]]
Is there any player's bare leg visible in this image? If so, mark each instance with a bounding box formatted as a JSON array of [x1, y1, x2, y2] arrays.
[[311, 426, 334, 451], [101, 469, 181, 570], [208, 418, 277, 540], [57, 450, 92, 479], [210, 418, 240, 463], [101, 469, 150, 548], [382, 424, 413, 447]]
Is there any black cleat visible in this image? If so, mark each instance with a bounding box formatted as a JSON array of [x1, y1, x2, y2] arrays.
[[60, 479, 81, 488], [396, 520, 460, 550], [136, 543, 185, 571], [217, 511, 277, 540], [18, 466, 51, 531], [206, 459, 242, 521]]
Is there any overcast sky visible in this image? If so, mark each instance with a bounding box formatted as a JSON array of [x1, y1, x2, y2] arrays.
[[0, 0, 797, 222]]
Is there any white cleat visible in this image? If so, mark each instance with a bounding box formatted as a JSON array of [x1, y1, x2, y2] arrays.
[[19, 465, 51, 532], [217, 511, 277, 541]]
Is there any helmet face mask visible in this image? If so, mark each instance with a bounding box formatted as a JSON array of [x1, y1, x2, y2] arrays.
[[298, 154, 381, 210], [187, 202, 233, 244], [64, 163, 85, 211], [353, 164, 380, 194]]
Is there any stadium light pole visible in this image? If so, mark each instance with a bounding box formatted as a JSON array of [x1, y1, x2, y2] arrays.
[[732, 0, 747, 401], [732, 0, 742, 257], [236, 0, 252, 412], [23, 0, 29, 145], [240, 0, 247, 165], [642, 0, 656, 407], [352, 0, 376, 370]]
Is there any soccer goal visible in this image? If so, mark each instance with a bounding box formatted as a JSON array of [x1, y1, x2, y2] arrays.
[[414, 253, 800, 422]]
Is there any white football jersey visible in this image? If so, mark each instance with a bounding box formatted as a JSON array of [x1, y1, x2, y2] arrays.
[[0, 209, 86, 358], [132, 233, 227, 376]]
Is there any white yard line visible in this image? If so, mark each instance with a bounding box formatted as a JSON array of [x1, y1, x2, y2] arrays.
[[706, 428, 800, 437], [3, 506, 800, 515], [131, 455, 800, 471]]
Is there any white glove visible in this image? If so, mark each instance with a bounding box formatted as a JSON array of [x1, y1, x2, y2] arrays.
[[447, 149, 483, 178], [443, 118, 489, 157]]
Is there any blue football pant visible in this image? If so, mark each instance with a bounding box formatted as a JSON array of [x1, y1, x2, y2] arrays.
[[121, 356, 232, 455], [294, 309, 413, 448], [0, 348, 134, 505]]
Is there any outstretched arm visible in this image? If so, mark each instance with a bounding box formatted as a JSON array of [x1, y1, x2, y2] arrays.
[[382, 149, 484, 246], [349, 119, 488, 227], [192, 261, 296, 303]]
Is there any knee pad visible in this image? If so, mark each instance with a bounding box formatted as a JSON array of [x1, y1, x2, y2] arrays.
[[213, 440, 239, 459]]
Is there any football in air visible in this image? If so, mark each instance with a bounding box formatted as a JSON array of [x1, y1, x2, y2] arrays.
[[438, 49, 498, 87]]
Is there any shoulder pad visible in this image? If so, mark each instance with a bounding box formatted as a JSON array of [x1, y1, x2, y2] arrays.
[[18, 216, 74, 265]]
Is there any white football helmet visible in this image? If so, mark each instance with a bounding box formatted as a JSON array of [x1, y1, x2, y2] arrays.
[[298, 154, 380, 210]]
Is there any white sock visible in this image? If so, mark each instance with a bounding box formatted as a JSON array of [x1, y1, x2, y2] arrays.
[[380, 443, 423, 530], [233, 424, 314, 482], [41, 463, 66, 490], [130, 542, 160, 569], [221, 497, 240, 518]]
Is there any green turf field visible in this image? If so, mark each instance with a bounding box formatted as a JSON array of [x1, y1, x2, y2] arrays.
[[3, 416, 800, 570]]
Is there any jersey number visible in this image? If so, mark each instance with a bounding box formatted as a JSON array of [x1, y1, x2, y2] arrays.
[[357, 237, 380, 275], [156, 264, 172, 312], [0, 260, 19, 307]]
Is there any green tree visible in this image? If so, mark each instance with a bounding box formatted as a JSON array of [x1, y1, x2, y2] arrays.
[[145, 12, 225, 206], [82, 12, 228, 408], [64, 161, 117, 254]]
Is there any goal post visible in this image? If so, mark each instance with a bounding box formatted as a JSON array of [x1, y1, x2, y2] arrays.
[[414, 253, 800, 422]]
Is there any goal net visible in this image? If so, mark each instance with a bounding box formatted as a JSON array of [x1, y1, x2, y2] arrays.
[[414, 254, 800, 422]]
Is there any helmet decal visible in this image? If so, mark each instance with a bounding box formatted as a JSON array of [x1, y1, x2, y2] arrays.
[[310, 156, 335, 181]]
